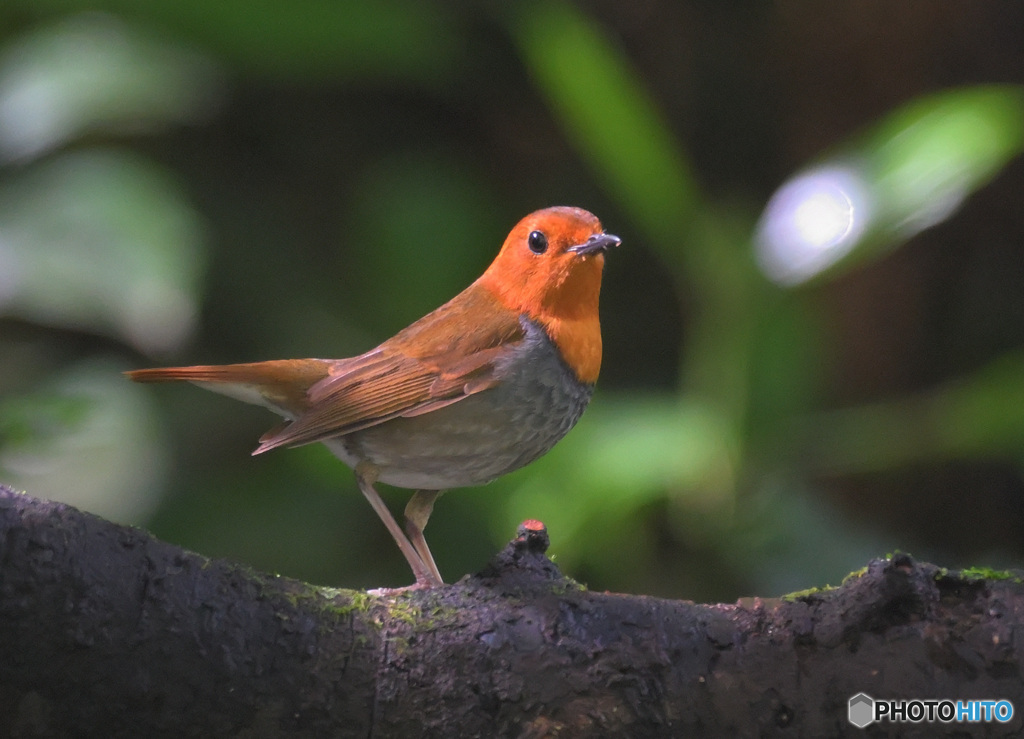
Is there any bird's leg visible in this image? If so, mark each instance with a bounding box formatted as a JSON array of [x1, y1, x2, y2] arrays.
[[404, 490, 444, 586], [404, 491, 443, 584], [354, 463, 441, 587]]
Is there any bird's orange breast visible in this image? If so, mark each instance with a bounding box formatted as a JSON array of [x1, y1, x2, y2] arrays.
[[477, 251, 605, 385]]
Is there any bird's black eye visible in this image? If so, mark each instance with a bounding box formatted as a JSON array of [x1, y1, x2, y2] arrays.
[[527, 230, 548, 254]]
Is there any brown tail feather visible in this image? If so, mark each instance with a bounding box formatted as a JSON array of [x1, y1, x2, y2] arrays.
[[126, 365, 238, 383], [126, 360, 328, 384], [125, 360, 331, 418]]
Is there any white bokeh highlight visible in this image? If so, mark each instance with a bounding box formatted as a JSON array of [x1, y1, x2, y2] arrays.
[[755, 165, 872, 286]]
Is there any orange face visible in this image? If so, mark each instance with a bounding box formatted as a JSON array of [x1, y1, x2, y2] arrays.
[[477, 206, 620, 384], [479, 206, 619, 320]]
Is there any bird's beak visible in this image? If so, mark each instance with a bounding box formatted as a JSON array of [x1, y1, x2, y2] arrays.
[[568, 232, 622, 256]]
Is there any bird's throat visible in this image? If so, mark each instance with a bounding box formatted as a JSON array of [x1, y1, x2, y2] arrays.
[[540, 313, 602, 385]]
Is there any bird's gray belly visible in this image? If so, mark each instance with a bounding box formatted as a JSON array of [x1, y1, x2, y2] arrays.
[[326, 322, 594, 490]]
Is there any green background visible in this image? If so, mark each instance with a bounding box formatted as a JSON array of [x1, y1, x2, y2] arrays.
[[2, 2, 1024, 599]]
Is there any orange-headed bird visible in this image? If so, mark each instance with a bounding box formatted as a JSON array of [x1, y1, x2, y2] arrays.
[[128, 206, 620, 586]]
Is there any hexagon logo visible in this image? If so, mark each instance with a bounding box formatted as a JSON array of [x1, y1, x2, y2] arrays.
[[848, 693, 875, 728]]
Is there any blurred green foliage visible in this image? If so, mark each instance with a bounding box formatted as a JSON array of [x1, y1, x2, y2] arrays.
[[2, 1, 1024, 599]]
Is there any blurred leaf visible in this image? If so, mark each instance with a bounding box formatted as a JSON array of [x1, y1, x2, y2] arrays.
[[0, 392, 90, 446], [935, 352, 1024, 457], [511, 0, 702, 257], [0, 148, 206, 354], [744, 293, 828, 442], [12, 0, 461, 83], [576, 397, 737, 495], [756, 85, 1024, 285], [0, 12, 221, 162], [871, 85, 1024, 238], [0, 359, 169, 523], [801, 352, 1024, 475]]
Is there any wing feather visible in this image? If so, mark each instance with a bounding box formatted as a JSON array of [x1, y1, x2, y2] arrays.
[[255, 284, 524, 453]]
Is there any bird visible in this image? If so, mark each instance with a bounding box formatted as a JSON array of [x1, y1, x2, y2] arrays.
[[127, 206, 620, 587]]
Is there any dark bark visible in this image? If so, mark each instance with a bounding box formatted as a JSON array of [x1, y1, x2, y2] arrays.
[[0, 484, 1022, 738]]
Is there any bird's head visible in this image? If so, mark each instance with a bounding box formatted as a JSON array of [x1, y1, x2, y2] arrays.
[[476, 206, 620, 384], [478, 206, 620, 322]]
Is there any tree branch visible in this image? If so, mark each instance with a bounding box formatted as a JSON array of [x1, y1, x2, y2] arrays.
[[1, 484, 1022, 737]]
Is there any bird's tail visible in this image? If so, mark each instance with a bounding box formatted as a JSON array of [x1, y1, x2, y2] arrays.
[[125, 359, 330, 419]]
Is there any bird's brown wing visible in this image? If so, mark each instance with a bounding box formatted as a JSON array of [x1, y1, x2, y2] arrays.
[[254, 285, 525, 453]]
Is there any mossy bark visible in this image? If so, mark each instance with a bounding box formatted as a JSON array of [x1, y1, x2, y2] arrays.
[[1, 485, 1022, 737]]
